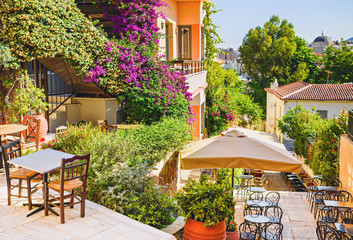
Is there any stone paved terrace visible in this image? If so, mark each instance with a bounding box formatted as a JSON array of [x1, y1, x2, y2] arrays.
[[233, 191, 317, 240], [0, 174, 176, 240]]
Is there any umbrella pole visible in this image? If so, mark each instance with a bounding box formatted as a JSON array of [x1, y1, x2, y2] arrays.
[[231, 168, 234, 188]]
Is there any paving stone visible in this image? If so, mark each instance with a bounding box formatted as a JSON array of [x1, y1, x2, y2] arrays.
[[0, 229, 37, 240], [86, 229, 131, 240], [17, 221, 75, 240], [54, 216, 112, 239]]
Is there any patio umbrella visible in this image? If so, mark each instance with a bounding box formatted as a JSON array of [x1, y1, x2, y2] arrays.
[[181, 130, 302, 173]]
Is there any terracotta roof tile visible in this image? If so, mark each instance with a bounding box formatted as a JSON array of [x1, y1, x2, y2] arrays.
[[283, 84, 353, 101], [265, 81, 353, 101], [264, 81, 309, 98]]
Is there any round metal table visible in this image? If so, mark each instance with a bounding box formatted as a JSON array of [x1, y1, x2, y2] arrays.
[[239, 175, 254, 179], [245, 214, 270, 224], [246, 200, 270, 208], [247, 187, 267, 193]]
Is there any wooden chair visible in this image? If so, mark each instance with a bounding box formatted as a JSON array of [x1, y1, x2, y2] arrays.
[[22, 118, 41, 151], [45, 154, 90, 223], [55, 126, 68, 140], [1, 141, 41, 210], [97, 119, 107, 130], [104, 125, 117, 132]]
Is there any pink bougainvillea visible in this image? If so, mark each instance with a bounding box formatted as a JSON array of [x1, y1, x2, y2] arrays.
[[83, 0, 193, 123]]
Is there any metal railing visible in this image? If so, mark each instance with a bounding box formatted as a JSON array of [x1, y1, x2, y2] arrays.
[[170, 60, 205, 76], [47, 72, 74, 117], [348, 109, 353, 141]]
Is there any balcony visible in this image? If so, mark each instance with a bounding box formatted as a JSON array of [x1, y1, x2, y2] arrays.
[[169, 60, 206, 95], [169, 60, 205, 76]]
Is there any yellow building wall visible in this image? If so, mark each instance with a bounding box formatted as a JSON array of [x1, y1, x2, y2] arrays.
[[339, 135, 353, 195], [266, 92, 285, 142]]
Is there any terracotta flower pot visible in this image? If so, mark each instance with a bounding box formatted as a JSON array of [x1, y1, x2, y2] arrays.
[[184, 218, 226, 240], [21, 115, 48, 140], [226, 231, 240, 240]]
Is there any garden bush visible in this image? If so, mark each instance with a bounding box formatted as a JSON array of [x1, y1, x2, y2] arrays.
[[278, 105, 348, 178], [89, 163, 177, 229], [43, 117, 191, 229]]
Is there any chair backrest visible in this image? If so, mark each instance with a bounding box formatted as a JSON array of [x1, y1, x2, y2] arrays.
[[238, 221, 258, 240], [314, 190, 331, 201], [265, 192, 280, 206], [309, 177, 326, 187], [60, 154, 90, 192], [55, 126, 67, 139], [25, 118, 41, 142], [264, 206, 283, 221], [326, 178, 342, 187], [342, 209, 353, 224], [262, 222, 283, 240], [333, 190, 353, 202], [244, 204, 263, 216], [248, 192, 263, 201], [97, 119, 107, 130], [316, 220, 341, 240], [1, 141, 22, 179]]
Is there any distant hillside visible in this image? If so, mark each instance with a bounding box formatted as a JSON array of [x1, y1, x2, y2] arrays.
[[346, 37, 353, 42]]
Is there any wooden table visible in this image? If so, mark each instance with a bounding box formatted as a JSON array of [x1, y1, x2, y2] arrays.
[[324, 200, 353, 209], [0, 124, 28, 168], [0, 124, 28, 136], [9, 149, 74, 217]]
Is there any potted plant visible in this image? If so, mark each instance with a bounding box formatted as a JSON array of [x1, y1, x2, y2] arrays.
[[176, 174, 235, 240], [5, 73, 49, 138], [226, 216, 239, 240]]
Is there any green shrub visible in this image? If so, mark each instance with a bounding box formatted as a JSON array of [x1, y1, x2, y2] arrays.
[[88, 163, 176, 229], [44, 118, 190, 229], [176, 175, 235, 227]]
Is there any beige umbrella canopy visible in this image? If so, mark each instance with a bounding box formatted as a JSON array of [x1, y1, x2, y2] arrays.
[[181, 130, 302, 173]]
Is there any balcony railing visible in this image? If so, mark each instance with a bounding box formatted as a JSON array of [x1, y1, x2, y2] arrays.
[[170, 60, 205, 76], [348, 109, 353, 141]]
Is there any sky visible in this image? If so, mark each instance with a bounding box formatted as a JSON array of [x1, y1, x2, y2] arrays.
[[212, 0, 353, 49]]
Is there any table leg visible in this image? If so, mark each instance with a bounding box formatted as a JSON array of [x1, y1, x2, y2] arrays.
[[44, 173, 48, 216], [24, 173, 60, 217]]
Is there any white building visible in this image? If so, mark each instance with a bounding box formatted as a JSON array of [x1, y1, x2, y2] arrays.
[[265, 81, 353, 142]]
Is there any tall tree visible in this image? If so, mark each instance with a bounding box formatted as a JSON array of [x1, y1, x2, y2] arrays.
[[239, 15, 320, 107], [289, 37, 323, 84], [322, 42, 353, 83]]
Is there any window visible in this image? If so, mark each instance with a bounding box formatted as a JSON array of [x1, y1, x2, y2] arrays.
[[317, 110, 328, 119], [178, 25, 192, 59]]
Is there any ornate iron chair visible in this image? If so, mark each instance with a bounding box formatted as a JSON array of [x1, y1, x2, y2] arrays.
[[238, 221, 258, 240], [264, 206, 283, 223], [261, 222, 283, 240], [265, 192, 280, 207]]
